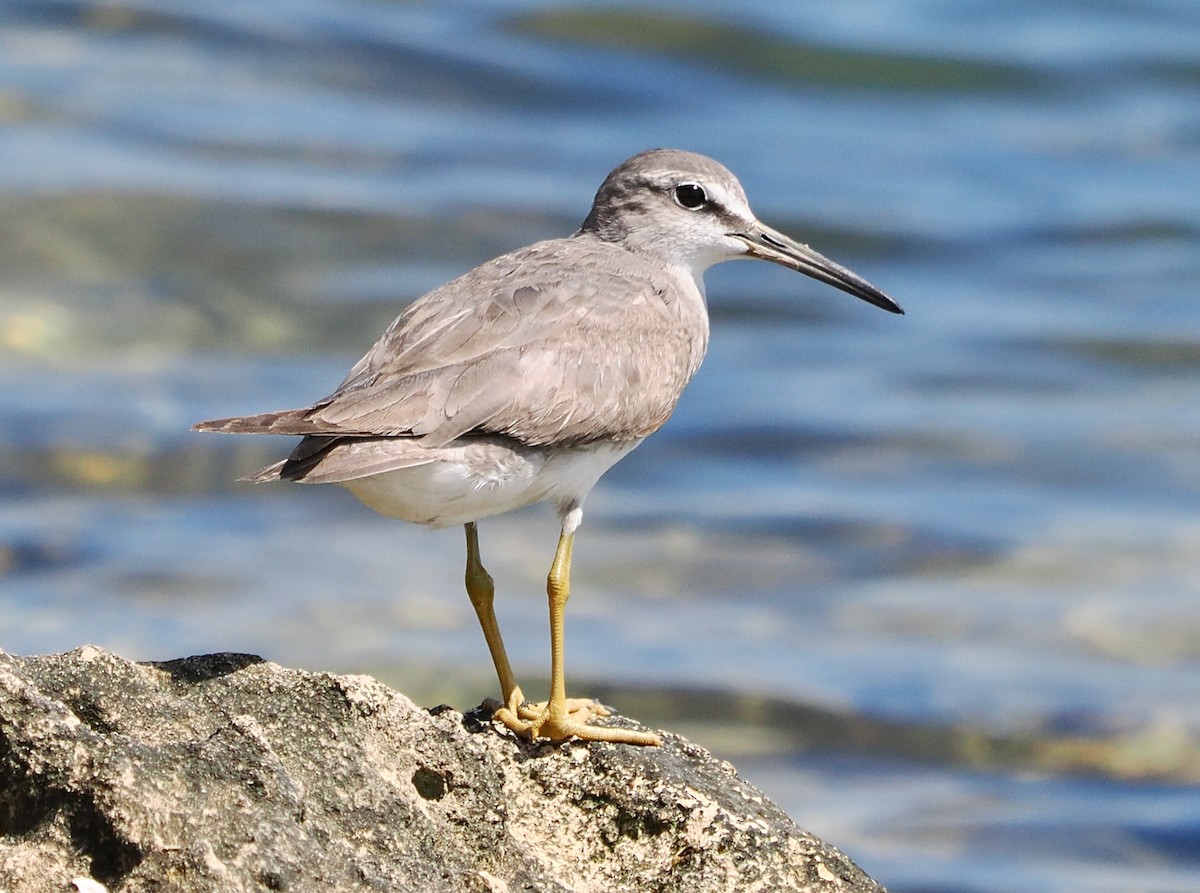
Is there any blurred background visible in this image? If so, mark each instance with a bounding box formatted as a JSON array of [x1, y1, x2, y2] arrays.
[[2, 1, 1198, 890]]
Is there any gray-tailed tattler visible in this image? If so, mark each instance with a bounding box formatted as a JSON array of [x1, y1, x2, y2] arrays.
[[196, 149, 903, 746]]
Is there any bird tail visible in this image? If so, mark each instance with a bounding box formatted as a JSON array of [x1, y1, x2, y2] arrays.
[[240, 460, 287, 483], [193, 409, 322, 436], [194, 410, 325, 483]]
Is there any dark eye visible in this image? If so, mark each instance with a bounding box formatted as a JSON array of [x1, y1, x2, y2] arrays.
[[673, 182, 708, 210]]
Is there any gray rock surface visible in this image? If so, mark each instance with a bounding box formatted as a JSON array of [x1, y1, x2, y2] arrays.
[[0, 646, 884, 893]]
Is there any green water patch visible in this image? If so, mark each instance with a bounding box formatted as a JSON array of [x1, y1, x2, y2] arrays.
[[0, 192, 567, 356], [510, 8, 1038, 94]]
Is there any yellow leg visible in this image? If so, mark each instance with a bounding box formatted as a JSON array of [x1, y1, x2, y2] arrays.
[[463, 522, 524, 715], [514, 530, 661, 746]]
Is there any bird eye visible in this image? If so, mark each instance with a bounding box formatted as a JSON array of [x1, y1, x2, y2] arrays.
[[673, 183, 708, 210]]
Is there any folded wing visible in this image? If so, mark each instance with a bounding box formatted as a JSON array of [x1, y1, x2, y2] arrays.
[[196, 238, 708, 449]]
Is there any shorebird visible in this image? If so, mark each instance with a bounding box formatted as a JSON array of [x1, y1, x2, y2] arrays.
[[196, 148, 902, 746]]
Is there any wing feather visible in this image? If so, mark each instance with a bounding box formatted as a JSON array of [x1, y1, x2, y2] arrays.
[[195, 236, 709, 447]]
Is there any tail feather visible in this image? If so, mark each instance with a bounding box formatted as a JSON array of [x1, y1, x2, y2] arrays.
[[275, 437, 436, 484], [197, 412, 443, 487], [193, 409, 324, 435], [240, 460, 287, 483], [239, 435, 437, 485]]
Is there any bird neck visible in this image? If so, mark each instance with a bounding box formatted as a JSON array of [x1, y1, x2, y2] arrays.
[[571, 227, 715, 305]]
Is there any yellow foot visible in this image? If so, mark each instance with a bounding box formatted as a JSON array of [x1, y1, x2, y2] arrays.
[[486, 689, 660, 746], [515, 697, 610, 723], [526, 703, 662, 746]]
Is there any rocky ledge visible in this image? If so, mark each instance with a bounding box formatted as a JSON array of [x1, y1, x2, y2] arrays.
[[0, 646, 882, 892]]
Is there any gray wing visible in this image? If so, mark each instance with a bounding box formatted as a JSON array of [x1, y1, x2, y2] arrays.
[[196, 237, 709, 447]]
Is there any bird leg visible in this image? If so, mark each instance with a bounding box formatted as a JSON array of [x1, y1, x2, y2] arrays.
[[466, 523, 602, 732], [503, 529, 661, 746], [467, 522, 658, 745], [463, 522, 525, 716]]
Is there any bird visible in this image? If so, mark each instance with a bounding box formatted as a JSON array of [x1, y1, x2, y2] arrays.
[[195, 148, 903, 746]]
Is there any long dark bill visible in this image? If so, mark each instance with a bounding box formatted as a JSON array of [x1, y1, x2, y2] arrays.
[[735, 224, 904, 315]]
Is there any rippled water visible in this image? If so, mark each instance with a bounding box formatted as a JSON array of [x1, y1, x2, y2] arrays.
[[2, 2, 1199, 890]]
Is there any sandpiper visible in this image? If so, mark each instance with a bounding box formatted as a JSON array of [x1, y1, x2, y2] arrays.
[[196, 148, 903, 746]]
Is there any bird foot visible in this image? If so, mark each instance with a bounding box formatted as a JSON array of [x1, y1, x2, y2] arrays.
[[485, 688, 660, 746], [515, 697, 610, 722]]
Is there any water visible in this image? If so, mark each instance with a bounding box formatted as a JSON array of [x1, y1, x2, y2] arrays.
[[2, 1, 1199, 890]]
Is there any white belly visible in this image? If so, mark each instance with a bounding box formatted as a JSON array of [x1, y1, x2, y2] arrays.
[[340, 438, 641, 528]]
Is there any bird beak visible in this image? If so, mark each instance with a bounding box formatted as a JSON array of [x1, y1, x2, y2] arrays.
[[734, 224, 904, 315]]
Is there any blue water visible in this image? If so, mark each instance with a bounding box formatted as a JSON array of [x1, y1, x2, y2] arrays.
[[2, 2, 1199, 890]]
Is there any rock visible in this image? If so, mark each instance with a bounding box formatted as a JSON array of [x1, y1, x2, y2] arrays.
[[0, 646, 883, 893]]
